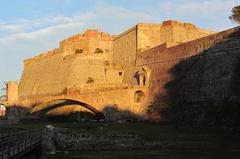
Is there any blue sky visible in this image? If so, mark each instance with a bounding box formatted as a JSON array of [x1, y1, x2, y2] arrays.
[[0, 0, 238, 94]]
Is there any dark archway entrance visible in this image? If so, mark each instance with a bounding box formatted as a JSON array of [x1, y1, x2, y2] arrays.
[[30, 99, 104, 120], [134, 91, 145, 103]]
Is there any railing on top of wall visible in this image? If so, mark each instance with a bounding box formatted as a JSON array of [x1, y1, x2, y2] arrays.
[[0, 128, 42, 159]]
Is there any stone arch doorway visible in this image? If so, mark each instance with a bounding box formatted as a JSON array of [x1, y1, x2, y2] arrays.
[[30, 99, 104, 120], [139, 68, 147, 86], [134, 91, 145, 103], [136, 66, 151, 86]]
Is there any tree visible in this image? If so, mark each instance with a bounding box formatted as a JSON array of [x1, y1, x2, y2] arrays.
[[229, 5, 240, 24]]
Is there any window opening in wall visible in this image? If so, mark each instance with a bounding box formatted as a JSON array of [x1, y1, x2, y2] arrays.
[[143, 75, 146, 86], [86, 77, 94, 83], [138, 68, 147, 86], [134, 91, 145, 103], [75, 49, 83, 54], [105, 49, 109, 53], [94, 48, 104, 53]]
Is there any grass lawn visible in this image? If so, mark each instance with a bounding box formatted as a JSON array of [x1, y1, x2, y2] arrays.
[[48, 149, 240, 159], [1, 122, 240, 159]]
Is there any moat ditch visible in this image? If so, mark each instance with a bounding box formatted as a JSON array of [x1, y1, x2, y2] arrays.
[[1, 122, 240, 159]]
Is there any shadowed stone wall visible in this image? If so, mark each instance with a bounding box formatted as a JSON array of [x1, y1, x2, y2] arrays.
[[113, 20, 214, 86], [4, 20, 216, 119], [136, 26, 240, 121]]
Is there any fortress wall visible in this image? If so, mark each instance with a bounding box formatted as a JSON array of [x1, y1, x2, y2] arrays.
[[60, 34, 89, 53], [75, 88, 145, 115], [137, 24, 162, 51], [64, 55, 122, 88], [14, 22, 218, 116], [6, 81, 19, 105], [113, 20, 214, 86], [113, 26, 137, 85], [136, 26, 240, 106], [88, 39, 113, 53], [19, 53, 66, 98], [19, 52, 122, 101], [60, 30, 113, 56], [20, 86, 147, 116], [169, 21, 214, 46], [137, 20, 215, 51]]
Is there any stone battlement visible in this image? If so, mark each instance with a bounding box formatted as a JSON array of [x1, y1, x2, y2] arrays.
[[5, 19, 221, 120], [162, 20, 196, 28], [24, 29, 113, 64], [60, 29, 113, 46], [24, 20, 215, 65], [24, 48, 61, 64]]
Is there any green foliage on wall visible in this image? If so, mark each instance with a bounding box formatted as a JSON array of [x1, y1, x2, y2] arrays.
[[94, 48, 104, 53]]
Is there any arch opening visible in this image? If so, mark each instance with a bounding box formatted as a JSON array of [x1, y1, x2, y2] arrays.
[[134, 91, 145, 103], [135, 66, 150, 86], [30, 99, 104, 120]]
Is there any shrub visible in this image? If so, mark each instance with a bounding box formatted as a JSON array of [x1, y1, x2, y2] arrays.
[[62, 88, 68, 95], [94, 48, 104, 53], [104, 61, 110, 66], [86, 77, 94, 83], [75, 49, 83, 54]]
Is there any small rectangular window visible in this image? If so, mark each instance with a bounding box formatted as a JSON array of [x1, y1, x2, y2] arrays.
[[105, 49, 109, 53]]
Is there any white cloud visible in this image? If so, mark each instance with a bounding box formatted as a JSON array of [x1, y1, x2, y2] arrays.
[[0, 22, 85, 45], [0, 0, 238, 90], [0, 23, 23, 32], [0, 5, 157, 90], [0, 13, 94, 35], [153, 0, 238, 31], [0, 6, 156, 46]]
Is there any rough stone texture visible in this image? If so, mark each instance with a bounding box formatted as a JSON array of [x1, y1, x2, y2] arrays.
[[5, 81, 18, 105], [42, 125, 161, 153], [113, 26, 137, 84], [60, 29, 113, 57], [3, 20, 217, 120], [113, 20, 214, 85], [136, 26, 240, 121], [22, 86, 148, 118], [137, 20, 214, 50], [19, 30, 116, 99]]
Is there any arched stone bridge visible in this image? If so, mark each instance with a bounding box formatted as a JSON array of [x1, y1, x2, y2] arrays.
[[0, 101, 6, 106], [6, 86, 148, 120], [30, 98, 105, 119]]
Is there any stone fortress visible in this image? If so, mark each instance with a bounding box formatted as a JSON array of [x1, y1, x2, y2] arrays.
[[1, 19, 240, 120]]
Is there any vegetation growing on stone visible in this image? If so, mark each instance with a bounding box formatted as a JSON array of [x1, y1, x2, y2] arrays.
[[104, 60, 110, 66], [62, 88, 68, 95], [86, 77, 94, 83], [75, 49, 83, 54], [94, 48, 104, 53]]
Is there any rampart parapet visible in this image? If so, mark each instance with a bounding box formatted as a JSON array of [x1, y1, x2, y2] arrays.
[[7, 20, 234, 120]]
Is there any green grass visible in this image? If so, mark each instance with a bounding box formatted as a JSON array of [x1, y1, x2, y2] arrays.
[[2, 122, 240, 158], [48, 149, 240, 159]]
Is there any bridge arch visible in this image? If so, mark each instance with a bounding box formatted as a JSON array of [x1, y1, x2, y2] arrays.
[[0, 101, 6, 106], [30, 98, 104, 120]]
